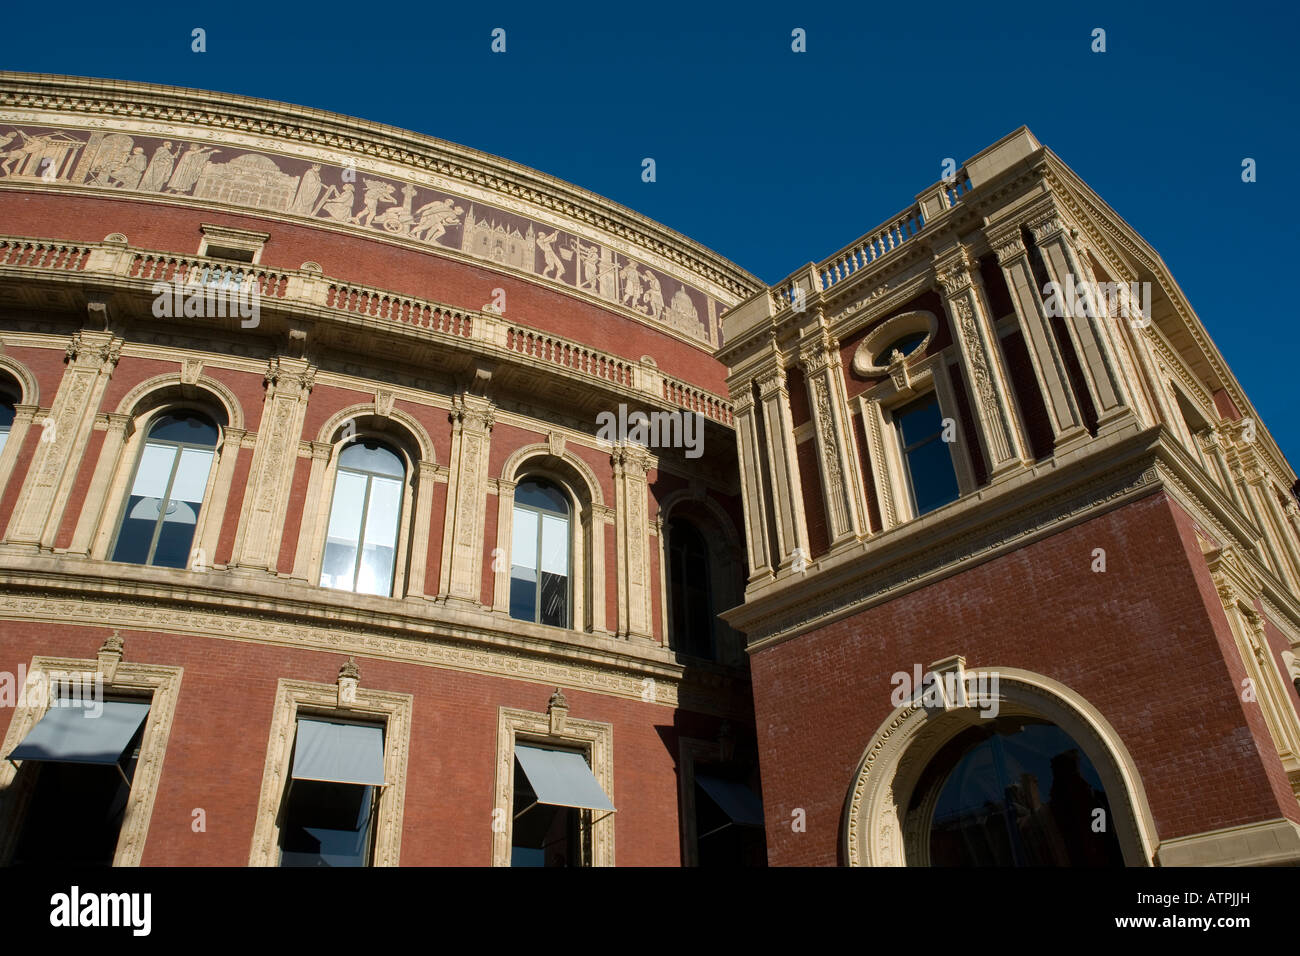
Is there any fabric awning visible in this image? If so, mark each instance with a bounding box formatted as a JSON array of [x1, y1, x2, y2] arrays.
[[696, 774, 765, 828], [291, 718, 386, 787], [515, 744, 615, 812], [7, 700, 150, 765]]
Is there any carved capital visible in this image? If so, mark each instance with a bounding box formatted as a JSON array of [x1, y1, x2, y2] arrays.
[[451, 393, 495, 433], [987, 229, 1026, 264], [934, 249, 974, 295], [756, 366, 787, 398]]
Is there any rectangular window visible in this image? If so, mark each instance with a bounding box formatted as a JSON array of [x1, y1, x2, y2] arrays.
[[278, 717, 386, 867], [510, 743, 613, 867], [6, 697, 150, 866], [894, 393, 960, 517], [692, 766, 767, 868]]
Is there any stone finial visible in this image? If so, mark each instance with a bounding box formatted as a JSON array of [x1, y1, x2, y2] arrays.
[[338, 657, 360, 707], [547, 687, 569, 735], [97, 629, 125, 683]]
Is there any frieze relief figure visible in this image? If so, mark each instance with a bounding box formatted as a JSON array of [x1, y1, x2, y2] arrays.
[[138, 142, 179, 192], [165, 144, 221, 194], [0, 123, 722, 340]]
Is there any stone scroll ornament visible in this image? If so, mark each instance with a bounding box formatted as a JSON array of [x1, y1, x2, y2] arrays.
[[0, 124, 725, 345]]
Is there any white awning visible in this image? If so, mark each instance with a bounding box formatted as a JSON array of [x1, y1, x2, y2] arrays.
[[696, 774, 765, 828], [515, 744, 615, 812], [291, 718, 386, 787], [7, 700, 150, 765]]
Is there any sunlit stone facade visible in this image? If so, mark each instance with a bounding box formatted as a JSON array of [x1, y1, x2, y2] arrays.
[[721, 128, 1300, 866]]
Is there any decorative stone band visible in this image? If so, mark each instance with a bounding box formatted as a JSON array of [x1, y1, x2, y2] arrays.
[[0, 117, 734, 347], [0, 233, 733, 427]]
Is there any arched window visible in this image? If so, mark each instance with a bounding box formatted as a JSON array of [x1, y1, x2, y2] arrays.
[[667, 518, 715, 659], [0, 396, 14, 458], [510, 479, 571, 628], [110, 411, 219, 568], [320, 440, 405, 597], [916, 716, 1124, 866]]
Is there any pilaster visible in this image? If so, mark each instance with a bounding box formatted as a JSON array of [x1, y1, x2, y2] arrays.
[[757, 364, 809, 571], [438, 393, 494, 605], [798, 327, 867, 542], [612, 443, 655, 641]]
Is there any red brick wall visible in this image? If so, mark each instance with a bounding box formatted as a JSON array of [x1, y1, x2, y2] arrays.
[[0, 619, 728, 865], [749, 492, 1300, 866]]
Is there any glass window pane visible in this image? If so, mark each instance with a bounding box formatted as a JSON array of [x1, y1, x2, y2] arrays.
[[321, 471, 368, 591], [169, 447, 214, 504], [540, 513, 568, 576], [279, 780, 375, 867], [148, 413, 218, 446], [510, 573, 537, 622], [896, 394, 944, 448], [339, 440, 403, 477], [0, 403, 14, 429], [511, 507, 538, 572], [0, 431, 7, 458], [906, 437, 960, 516], [356, 476, 401, 596], [153, 508, 199, 568], [130, 443, 178, 499], [515, 480, 568, 514], [540, 572, 569, 627]]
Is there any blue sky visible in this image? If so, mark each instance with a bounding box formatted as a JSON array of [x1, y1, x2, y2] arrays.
[[5, 1, 1298, 468]]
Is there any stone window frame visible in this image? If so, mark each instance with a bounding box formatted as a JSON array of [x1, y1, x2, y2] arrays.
[[0, 354, 39, 503], [494, 444, 608, 635], [248, 676, 413, 867], [676, 736, 720, 867], [300, 405, 437, 600], [856, 350, 977, 530], [0, 652, 184, 867], [491, 703, 615, 866], [198, 223, 269, 264], [89, 375, 245, 568], [656, 490, 745, 664]]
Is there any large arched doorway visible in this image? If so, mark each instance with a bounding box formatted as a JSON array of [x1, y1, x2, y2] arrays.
[[842, 667, 1157, 866], [914, 716, 1124, 866]]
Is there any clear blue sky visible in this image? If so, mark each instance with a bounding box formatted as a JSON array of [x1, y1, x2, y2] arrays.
[[5, 1, 1298, 468]]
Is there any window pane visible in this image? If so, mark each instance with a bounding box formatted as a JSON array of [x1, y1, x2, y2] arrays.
[[515, 480, 568, 514], [356, 476, 401, 596], [540, 572, 569, 627], [511, 507, 538, 572], [169, 447, 214, 504], [510, 573, 538, 622], [906, 437, 960, 516], [339, 440, 403, 477], [148, 413, 218, 446], [130, 443, 178, 499], [896, 394, 944, 448], [152, 500, 201, 568], [320, 471, 368, 591], [874, 331, 927, 366], [0, 431, 7, 458], [279, 780, 375, 867], [0, 403, 14, 429], [540, 513, 568, 576]]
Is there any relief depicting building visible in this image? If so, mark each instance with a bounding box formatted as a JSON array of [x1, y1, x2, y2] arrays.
[[0, 72, 1298, 868]]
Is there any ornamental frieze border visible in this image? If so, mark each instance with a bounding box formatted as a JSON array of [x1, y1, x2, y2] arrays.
[[0, 590, 752, 720], [0, 115, 730, 348]]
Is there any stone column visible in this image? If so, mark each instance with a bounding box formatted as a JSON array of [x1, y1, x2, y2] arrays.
[[986, 226, 1089, 453], [5, 330, 122, 548], [196, 425, 245, 570], [730, 389, 774, 583], [404, 459, 441, 598], [67, 412, 133, 555], [0, 404, 38, 506], [1026, 209, 1128, 425], [589, 503, 612, 635], [291, 441, 334, 581], [438, 393, 494, 605], [231, 357, 315, 572], [798, 328, 867, 543], [935, 249, 1029, 477], [757, 366, 809, 571], [612, 443, 655, 641]]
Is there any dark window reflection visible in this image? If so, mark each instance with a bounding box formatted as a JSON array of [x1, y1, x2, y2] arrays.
[[668, 518, 714, 659], [509, 479, 570, 628], [922, 717, 1125, 867], [510, 754, 587, 866], [874, 330, 927, 366], [279, 779, 376, 867], [0, 399, 15, 458], [111, 412, 218, 568], [894, 393, 959, 516]]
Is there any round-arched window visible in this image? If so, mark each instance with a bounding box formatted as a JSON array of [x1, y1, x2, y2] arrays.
[[915, 716, 1124, 866], [667, 517, 714, 659], [320, 439, 405, 597], [111, 411, 220, 568], [510, 478, 571, 628], [0, 394, 15, 458]]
